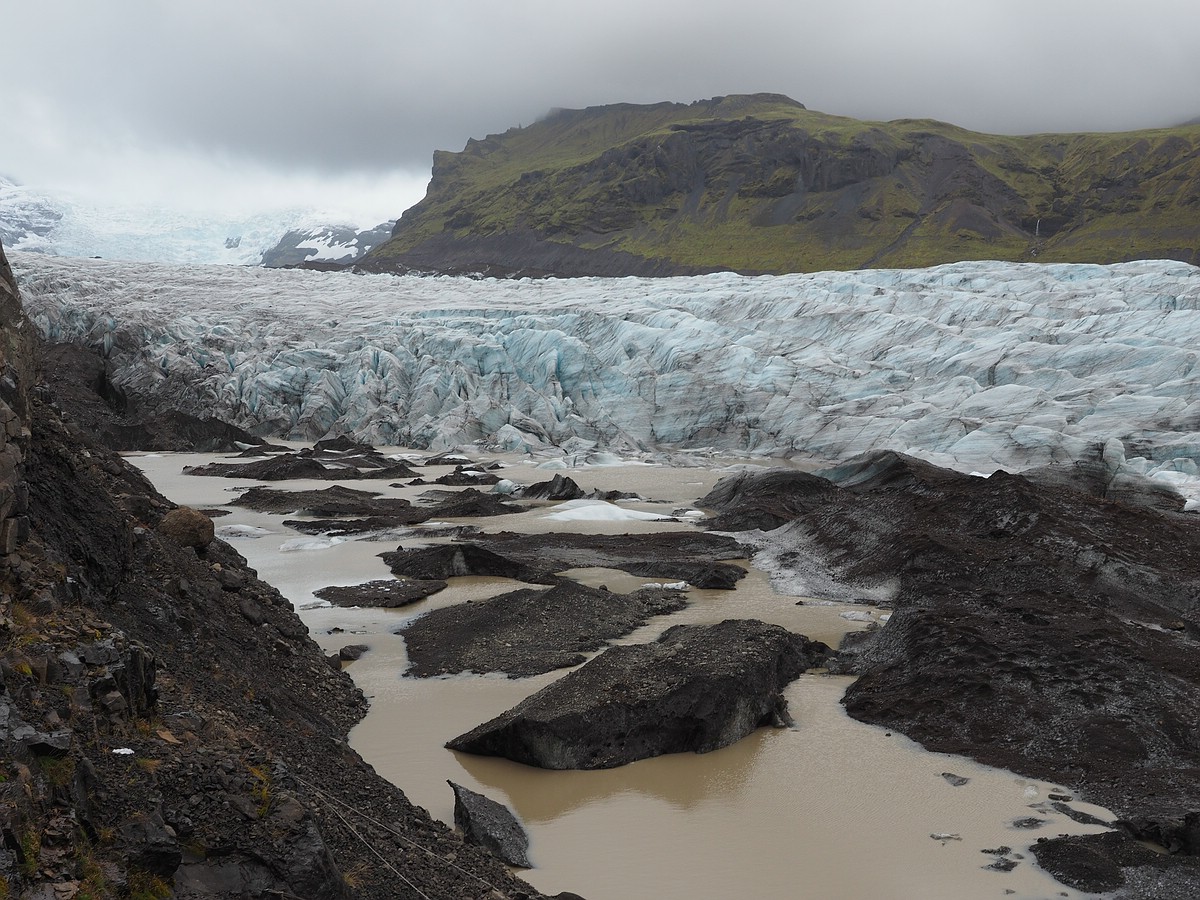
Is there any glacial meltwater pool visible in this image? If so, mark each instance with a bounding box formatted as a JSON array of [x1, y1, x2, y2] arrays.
[[131, 448, 1115, 900]]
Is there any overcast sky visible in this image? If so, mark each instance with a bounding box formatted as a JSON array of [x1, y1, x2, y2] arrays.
[[8, 0, 1199, 226]]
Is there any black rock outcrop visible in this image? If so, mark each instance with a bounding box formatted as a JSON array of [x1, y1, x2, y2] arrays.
[[448, 781, 532, 868], [381, 542, 558, 586], [700, 450, 1200, 891], [400, 581, 688, 677], [447, 619, 831, 769], [473, 530, 748, 589]]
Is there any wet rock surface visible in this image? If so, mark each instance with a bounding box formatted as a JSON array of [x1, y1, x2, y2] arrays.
[[449, 781, 532, 868], [315, 577, 448, 608], [400, 581, 689, 677], [473, 530, 748, 588], [701, 450, 1200, 887], [447, 619, 831, 769], [381, 541, 559, 586]]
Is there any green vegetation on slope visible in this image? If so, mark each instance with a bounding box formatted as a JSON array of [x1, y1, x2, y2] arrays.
[[364, 94, 1200, 276]]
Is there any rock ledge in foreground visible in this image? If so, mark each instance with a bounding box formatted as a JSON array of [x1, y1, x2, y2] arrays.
[[449, 781, 532, 868], [447, 619, 831, 769]]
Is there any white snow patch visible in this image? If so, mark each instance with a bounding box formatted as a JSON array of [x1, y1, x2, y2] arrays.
[[216, 524, 274, 539], [541, 499, 674, 522]]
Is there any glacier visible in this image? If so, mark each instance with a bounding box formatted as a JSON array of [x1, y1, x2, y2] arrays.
[[0, 177, 381, 267], [12, 251, 1200, 501]]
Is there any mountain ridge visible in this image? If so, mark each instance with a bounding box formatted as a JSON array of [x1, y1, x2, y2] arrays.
[[363, 93, 1200, 276]]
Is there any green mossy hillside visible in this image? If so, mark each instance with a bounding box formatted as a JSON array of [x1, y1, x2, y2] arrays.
[[364, 94, 1200, 276]]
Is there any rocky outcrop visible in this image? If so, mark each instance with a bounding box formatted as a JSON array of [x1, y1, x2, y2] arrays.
[[472, 530, 748, 589], [0, 243, 33, 570], [700, 450, 1200, 891], [0, 238, 546, 899], [448, 781, 532, 868], [185, 446, 418, 480], [315, 578, 447, 608], [399, 581, 688, 677], [35, 342, 265, 453], [258, 221, 395, 269], [518, 474, 586, 501], [381, 542, 558, 586], [447, 619, 831, 769]]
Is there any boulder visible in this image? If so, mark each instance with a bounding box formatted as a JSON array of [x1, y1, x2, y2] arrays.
[[448, 781, 531, 868], [447, 619, 831, 768], [521, 474, 585, 501], [157, 506, 214, 548]]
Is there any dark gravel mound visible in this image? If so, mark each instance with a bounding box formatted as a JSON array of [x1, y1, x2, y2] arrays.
[[473, 530, 748, 588], [400, 581, 688, 676]]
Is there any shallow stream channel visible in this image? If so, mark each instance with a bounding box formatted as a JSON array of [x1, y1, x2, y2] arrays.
[[130, 446, 1114, 900]]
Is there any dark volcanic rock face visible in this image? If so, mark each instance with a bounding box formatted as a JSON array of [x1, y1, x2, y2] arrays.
[[449, 781, 532, 868], [35, 342, 266, 452], [701, 450, 1200, 885], [447, 619, 831, 769], [0, 240, 545, 900], [399, 581, 688, 677]]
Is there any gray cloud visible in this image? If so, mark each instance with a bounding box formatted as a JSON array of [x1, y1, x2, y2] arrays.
[[7, 0, 1199, 221]]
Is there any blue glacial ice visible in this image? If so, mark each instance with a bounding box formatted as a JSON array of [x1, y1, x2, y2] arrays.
[[12, 251, 1200, 501]]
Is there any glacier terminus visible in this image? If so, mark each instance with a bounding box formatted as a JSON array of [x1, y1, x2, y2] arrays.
[[13, 251, 1200, 504]]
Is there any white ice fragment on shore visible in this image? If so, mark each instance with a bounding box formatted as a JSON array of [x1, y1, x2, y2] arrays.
[[111, 748, 135, 755], [642, 581, 690, 590], [840, 611, 874, 622], [492, 479, 519, 494], [541, 499, 673, 522], [279, 536, 345, 552], [216, 524, 274, 539]]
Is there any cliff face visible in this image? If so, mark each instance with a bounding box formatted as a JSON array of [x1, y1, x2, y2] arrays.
[[363, 93, 1200, 276], [0, 240, 544, 898], [1, 246, 33, 568]]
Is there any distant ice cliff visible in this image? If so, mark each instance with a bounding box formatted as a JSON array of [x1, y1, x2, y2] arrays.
[[13, 252, 1200, 500]]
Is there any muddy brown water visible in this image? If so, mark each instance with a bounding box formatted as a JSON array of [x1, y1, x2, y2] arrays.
[[132, 448, 1113, 900]]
